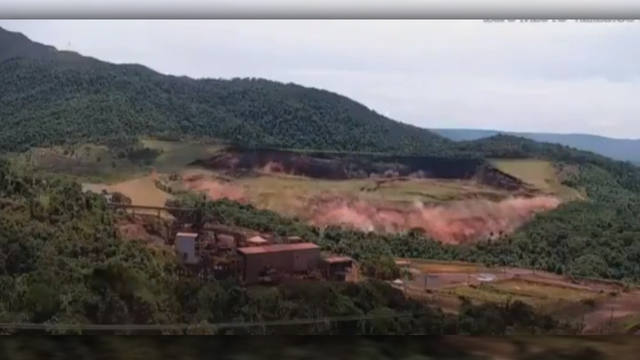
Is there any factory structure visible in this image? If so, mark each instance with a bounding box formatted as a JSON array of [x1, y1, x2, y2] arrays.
[[107, 203, 354, 285], [173, 227, 353, 284], [237, 242, 321, 284]]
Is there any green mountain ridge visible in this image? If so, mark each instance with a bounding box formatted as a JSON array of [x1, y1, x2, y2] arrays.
[[434, 128, 640, 163], [0, 26, 449, 155]]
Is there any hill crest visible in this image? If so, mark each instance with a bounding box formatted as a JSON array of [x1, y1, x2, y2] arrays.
[[0, 26, 449, 155], [434, 128, 640, 163]]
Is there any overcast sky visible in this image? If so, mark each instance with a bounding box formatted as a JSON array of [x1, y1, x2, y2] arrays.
[[2, 20, 639, 138]]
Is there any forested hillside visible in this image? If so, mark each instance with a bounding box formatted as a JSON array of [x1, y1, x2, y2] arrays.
[[435, 128, 640, 163], [0, 27, 449, 154], [457, 136, 640, 279]]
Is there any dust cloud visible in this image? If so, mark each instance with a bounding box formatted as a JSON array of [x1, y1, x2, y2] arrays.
[[182, 173, 247, 202], [179, 172, 560, 244], [308, 196, 561, 244]]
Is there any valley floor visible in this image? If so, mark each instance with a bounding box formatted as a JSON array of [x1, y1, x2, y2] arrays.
[[391, 259, 640, 334]]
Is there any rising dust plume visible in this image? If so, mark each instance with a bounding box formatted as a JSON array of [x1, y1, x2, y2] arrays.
[[308, 196, 561, 244]]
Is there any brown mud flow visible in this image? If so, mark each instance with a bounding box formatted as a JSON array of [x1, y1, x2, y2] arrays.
[[307, 195, 560, 244], [190, 148, 562, 244]]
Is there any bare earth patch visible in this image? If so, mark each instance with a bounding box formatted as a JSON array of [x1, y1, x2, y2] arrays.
[[176, 168, 560, 244]]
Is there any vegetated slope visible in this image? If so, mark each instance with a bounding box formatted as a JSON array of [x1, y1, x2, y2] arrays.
[[455, 135, 640, 280], [489, 159, 583, 201], [0, 26, 449, 154], [456, 135, 640, 193], [1, 159, 562, 334], [0, 28, 58, 62], [435, 128, 640, 164]]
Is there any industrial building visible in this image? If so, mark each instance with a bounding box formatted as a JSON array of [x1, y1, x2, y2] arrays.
[[237, 242, 321, 284], [321, 255, 354, 281], [173, 226, 353, 284], [175, 232, 199, 264]]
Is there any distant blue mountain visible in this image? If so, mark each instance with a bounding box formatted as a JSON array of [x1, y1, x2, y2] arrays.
[[433, 129, 640, 163]]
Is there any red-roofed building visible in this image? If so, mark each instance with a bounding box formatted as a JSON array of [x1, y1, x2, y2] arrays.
[[237, 242, 320, 284], [321, 255, 354, 281]]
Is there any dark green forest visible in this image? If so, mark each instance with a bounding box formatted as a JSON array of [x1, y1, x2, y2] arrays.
[[0, 27, 449, 155]]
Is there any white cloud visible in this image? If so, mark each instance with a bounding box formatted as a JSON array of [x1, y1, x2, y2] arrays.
[[1, 20, 639, 138]]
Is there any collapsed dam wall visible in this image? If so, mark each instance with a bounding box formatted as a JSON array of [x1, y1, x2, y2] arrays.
[[194, 148, 523, 190]]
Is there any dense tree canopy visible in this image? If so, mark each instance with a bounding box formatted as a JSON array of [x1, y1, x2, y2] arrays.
[[0, 26, 450, 154]]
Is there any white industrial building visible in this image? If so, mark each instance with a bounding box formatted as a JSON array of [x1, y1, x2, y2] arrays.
[[175, 232, 199, 264]]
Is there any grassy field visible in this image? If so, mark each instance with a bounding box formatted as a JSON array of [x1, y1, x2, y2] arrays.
[[405, 259, 488, 274], [396, 258, 640, 333], [82, 175, 172, 207], [8, 144, 147, 182], [428, 277, 606, 328], [141, 139, 223, 173], [230, 173, 511, 214], [402, 257, 640, 334], [444, 283, 536, 304], [492, 279, 595, 302], [399, 258, 608, 321], [181, 158, 578, 217], [490, 159, 584, 200], [8, 139, 224, 181], [8, 139, 224, 205]]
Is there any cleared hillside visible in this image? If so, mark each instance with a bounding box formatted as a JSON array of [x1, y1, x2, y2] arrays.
[[490, 159, 583, 201]]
